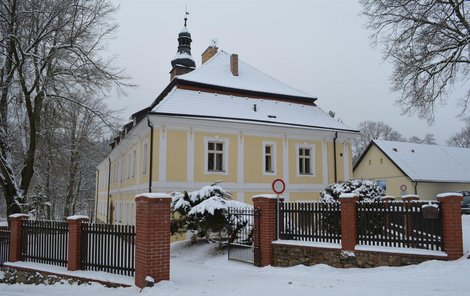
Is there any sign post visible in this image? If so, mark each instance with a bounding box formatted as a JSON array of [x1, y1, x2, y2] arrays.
[[272, 178, 286, 240]]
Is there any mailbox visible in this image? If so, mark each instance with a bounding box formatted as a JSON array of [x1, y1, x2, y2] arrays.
[[422, 203, 439, 219]]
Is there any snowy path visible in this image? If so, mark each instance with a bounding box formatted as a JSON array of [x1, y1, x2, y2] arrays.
[[1, 215, 469, 296]]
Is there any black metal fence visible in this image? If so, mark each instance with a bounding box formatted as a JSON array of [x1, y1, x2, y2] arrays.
[[279, 201, 341, 243], [357, 201, 443, 251], [0, 227, 10, 270], [81, 223, 135, 276], [227, 207, 260, 265], [21, 220, 69, 267]]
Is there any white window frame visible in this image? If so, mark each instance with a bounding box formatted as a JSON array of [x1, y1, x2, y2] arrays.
[[262, 141, 277, 176], [127, 153, 131, 179], [204, 137, 229, 175], [132, 149, 136, 178], [142, 141, 148, 175], [296, 143, 316, 176], [117, 160, 124, 182]]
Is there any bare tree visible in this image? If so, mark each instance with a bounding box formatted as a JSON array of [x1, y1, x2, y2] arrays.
[[0, 0, 128, 217], [361, 0, 470, 121], [353, 121, 404, 162], [408, 134, 437, 145], [448, 118, 470, 147]]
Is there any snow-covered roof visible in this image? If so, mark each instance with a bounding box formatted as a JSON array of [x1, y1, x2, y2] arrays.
[[151, 88, 355, 132], [373, 140, 470, 183], [173, 51, 195, 63], [176, 51, 313, 99], [180, 26, 188, 34]]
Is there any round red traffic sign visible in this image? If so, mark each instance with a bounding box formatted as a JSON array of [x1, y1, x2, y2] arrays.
[[400, 184, 407, 191], [272, 178, 286, 194]]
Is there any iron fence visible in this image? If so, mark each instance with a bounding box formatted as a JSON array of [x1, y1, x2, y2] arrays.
[[21, 220, 68, 267], [227, 207, 260, 265], [0, 226, 10, 270], [357, 201, 443, 251], [81, 222, 135, 276], [279, 201, 341, 244]]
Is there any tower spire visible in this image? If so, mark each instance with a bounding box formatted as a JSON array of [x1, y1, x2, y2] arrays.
[[170, 10, 196, 79], [184, 6, 188, 27]]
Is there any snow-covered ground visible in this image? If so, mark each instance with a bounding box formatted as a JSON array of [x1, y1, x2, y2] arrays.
[[1, 216, 469, 296]]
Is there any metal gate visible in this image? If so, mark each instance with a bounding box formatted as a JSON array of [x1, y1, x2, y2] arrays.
[[227, 207, 260, 266], [0, 227, 10, 270]]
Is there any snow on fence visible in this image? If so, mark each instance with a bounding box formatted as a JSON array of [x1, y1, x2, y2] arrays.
[[80, 223, 135, 276], [357, 201, 442, 251], [0, 226, 10, 270], [21, 220, 69, 267], [279, 201, 341, 244]]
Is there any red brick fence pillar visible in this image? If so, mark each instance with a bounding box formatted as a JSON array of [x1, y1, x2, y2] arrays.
[[67, 215, 89, 271], [253, 194, 283, 267], [8, 214, 29, 262], [135, 193, 171, 288], [339, 193, 359, 251], [437, 193, 463, 260]]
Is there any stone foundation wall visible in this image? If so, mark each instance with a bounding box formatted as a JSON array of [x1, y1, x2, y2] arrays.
[[272, 243, 446, 268], [2, 268, 91, 286]]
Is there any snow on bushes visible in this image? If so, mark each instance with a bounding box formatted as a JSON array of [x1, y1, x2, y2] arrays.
[[171, 184, 251, 242], [320, 179, 385, 202]]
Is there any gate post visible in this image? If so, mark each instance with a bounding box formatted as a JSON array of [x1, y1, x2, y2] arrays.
[[339, 193, 359, 251], [437, 193, 463, 260], [67, 215, 89, 271], [8, 214, 29, 262], [253, 194, 282, 267], [135, 193, 171, 288]]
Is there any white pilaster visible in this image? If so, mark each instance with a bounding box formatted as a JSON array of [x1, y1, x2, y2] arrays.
[[282, 135, 289, 201], [237, 131, 244, 184], [159, 126, 167, 182], [343, 142, 350, 180], [322, 140, 329, 186], [187, 127, 194, 183]]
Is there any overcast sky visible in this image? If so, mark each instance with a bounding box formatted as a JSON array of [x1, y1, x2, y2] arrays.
[[108, 0, 467, 144]]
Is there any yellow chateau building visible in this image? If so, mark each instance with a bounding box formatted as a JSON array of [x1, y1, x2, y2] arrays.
[[95, 20, 358, 224]]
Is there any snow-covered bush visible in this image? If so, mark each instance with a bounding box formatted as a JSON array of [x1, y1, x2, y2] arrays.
[[171, 184, 251, 242], [320, 179, 385, 202]]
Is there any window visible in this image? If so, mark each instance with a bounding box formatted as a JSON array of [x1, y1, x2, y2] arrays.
[[262, 142, 276, 175], [131, 150, 136, 177], [120, 159, 124, 181], [204, 137, 229, 175], [297, 144, 315, 176], [142, 142, 148, 175], [127, 153, 131, 179], [208, 142, 224, 172]]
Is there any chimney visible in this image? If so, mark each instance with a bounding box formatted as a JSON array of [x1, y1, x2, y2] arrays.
[[201, 46, 218, 64], [230, 54, 239, 76]]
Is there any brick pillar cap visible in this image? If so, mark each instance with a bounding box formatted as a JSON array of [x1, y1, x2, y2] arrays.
[[402, 194, 419, 199], [253, 194, 281, 199], [135, 193, 172, 200], [8, 213, 29, 219], [339, 193, 358, 199], [66, 215, 89, 221], [381, 195, 396, 200], [437, 192, 463, 198]]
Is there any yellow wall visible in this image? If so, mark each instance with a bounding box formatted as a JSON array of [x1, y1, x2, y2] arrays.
[[289, 192, 321, 201], [167, 129, 187, 182], [288, 139, 323, 184], [96, 120, 356, 223], [152, 128, 160, 181], [354, 144, 414, 197], [243, 136, 283, 183], [194, 131, 238, 183]]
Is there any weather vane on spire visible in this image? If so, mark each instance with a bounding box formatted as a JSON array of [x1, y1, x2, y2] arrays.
[[184, 5, 189, 27]]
